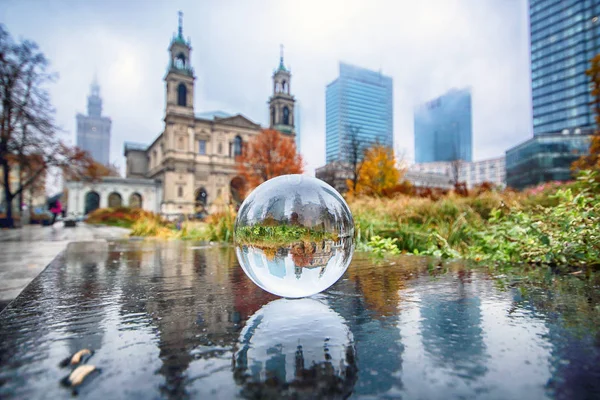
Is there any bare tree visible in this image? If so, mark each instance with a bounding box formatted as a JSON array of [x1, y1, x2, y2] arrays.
[[447, 124, 464, 186], [343, 124, 366, 193], [0, 25, 93, 227]]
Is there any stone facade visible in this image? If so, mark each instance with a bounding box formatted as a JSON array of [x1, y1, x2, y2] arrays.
[[122, 16, 296, 217]]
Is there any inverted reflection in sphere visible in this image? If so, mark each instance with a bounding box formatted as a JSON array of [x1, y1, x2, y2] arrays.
[[233, 298, 357, 399], [234, 175, 354, 298]]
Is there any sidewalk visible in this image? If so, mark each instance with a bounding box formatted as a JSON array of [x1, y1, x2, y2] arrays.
[[0, 223, 130, 310]]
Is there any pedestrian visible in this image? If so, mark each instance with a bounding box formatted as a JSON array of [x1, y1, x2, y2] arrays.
[[50, 200, 62, 226]]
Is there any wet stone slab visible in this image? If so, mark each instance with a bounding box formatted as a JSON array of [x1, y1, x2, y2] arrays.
[[0, 240, 599, 399]]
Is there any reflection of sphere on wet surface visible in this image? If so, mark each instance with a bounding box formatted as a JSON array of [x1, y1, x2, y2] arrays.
[[233, 298, 357, 399], [234, 175, 354, 298]]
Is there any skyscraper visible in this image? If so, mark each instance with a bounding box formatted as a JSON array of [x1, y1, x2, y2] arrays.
[[530, 0, 600, 136], [325, 63, 393, 163], [76, 78, 111, 165], [505, 0, 597, 189], [414, 88, 473, 163]]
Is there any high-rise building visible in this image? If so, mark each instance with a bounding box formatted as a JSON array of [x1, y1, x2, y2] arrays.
[[325, 63, 393, 163], [506, 0, 598, 189], [530, 0, 600, 136], [414, 88, 473, 163], [76, 78, 112, 165]]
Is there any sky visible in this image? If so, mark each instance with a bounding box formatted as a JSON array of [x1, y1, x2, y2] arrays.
[[1, 0, 532, 175]]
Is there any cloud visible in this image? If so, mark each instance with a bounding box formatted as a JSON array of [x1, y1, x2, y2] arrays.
[[1, 0, 531, 173]]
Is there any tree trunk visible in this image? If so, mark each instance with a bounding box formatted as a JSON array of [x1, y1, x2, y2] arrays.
[[2, 161, 14, 228]]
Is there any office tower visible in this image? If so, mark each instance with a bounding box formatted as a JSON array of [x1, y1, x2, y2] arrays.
[[506, 0, 597, 189], [325, 63, 393, 163], [76, 78, 112, 165], [414, 88, 473, 163], [531, 0, 600, 136]]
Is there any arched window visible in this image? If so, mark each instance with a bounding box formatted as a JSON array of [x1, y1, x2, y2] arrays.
[[195, 187, 208, 207], [283, 106, 290, 125], [282, 80, 287, 92], [84, 191, 100, 214], [177, 83, 187, 107], [271, 107, 275, 126], [218, 142, 223, 154], [178, 137, 184, 151], [108, 192, 123, 208], [129, 193, 143, 209], [178, 186, 184, 198], [175, 53, 186, 69], [234, 135, 243, 156]]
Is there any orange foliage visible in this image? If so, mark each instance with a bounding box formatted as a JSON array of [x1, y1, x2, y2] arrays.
[[63, 152, 120, 182], [235, 129, 303, 194], [573, 54, 600, 172]]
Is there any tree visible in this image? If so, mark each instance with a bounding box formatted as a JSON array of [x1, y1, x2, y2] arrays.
[[343, 125, 365, 193], [235, 129, 303, 195], [572, 54, 600, 172], [63, 158, 120, 182], [347, 144, 400, 197], [0, 25, 94, 227]]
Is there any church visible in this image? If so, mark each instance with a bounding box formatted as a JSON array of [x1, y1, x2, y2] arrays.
[[67, 13, 296, 217]]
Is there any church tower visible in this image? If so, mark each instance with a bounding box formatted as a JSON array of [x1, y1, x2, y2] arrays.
[[268, 46, 295, 135], [165, 11, 194, 117]]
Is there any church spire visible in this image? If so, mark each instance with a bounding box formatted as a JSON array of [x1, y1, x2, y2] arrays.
[[178, 10, 183, 38], [278, 44, 288, 72]]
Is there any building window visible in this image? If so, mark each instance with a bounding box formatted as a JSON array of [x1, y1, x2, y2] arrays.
[[177, 83, 187, 107], [175, 53, 186, 69], [198, 140, 206, 155], [234, 136, 243, 156], [178, 186, 184, 198], [178, 137, 185, 151], [283, 106, 290, 125], [218, 142, 223, 154]]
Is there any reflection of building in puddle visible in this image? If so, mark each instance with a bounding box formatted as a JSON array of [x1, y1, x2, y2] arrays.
[[233, 298, 357, 399]]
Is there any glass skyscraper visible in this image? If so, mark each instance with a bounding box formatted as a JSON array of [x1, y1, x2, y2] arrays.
[[506, 0, 597, 189], [414, 88, 473, 163], [325, 63, 393, 163], [531, 0, 600, 135]]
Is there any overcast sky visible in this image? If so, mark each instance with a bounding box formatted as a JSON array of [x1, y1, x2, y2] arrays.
[[2, 0, 532, 174]]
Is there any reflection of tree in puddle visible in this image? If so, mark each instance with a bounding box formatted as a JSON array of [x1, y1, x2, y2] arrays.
[[233, 298, 357, 399], [345, 255, 430, 317]]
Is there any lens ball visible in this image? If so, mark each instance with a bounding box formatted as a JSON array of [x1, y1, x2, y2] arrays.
[[234, 175, 354, 298]]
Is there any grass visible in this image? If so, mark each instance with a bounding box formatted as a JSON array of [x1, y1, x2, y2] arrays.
[[353, 171, 600, 269], [87, 172, 600, 272]]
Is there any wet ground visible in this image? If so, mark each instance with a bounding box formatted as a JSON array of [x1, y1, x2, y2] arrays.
[[0, 224, 130, 310], [0, 240, 599, 399]]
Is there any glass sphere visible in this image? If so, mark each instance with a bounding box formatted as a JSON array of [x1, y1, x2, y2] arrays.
[[233, 298, 357, 398], [234, 175, 354, 298]]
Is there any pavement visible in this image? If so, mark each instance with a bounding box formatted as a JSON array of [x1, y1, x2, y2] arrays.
[[0, 223, 130, 311]]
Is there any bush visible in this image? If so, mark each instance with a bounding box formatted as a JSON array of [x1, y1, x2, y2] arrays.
[[86, 207, 168, 229]]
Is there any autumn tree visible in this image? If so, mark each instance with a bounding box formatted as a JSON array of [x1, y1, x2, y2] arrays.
[[572, 54, 600, 172], [347, 144, 401, 197], [235, 129, 303, 195], [0, 25, 94, 227], [63, 158, 120, 182]]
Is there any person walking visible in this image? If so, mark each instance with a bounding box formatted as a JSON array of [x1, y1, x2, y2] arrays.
[[50, 200, 62, 226]]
